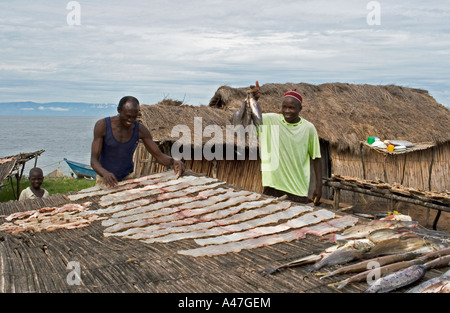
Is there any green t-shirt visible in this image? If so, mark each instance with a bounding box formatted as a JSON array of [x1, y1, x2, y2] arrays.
[[260, 113, 321, 197]]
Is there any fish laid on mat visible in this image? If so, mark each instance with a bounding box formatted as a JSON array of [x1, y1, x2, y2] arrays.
[[194, 209, 334, 246], [68, 172, 177, 201], [0, 202, 98, 234], [366, 235, 444, 257], [365, 264, 427, 293], [101, 187, 231, 227], [93, 182, 225, 215], [125, 199, 294, 241], [407, 268, 450, 293], [178, 215, 358, 258], [68, 171, 175, 200], [141, 201, 296, 243], [320, 252, 419, 280], [323, 219, 418, 242], [335, 247, 450, 289], [307, 239, 375, 272], [261, 243, 345, 275], [142, 198, 279, 243], [99, 176, 218, 207], [103, 190, 258, 235]]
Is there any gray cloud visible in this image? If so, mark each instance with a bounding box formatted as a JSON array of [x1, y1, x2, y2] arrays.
[[1, 0, 449, 107]]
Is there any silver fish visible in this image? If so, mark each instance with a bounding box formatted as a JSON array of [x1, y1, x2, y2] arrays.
[[320, 252, 418, 280], [307, 248, 363, 272], [248, 96, 262, 126], [232, 100, 247, 126], [231, 81, 262, 128], [365, 264, 427, 293], [259, 243, 343, 275], [407, 268, 450, 293]]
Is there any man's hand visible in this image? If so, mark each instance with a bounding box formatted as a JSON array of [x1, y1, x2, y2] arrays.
[[248, 81, 261, 100], [312, 185, 322, 205], [173, 159, 185, 177], [102, 171, 118, 187]]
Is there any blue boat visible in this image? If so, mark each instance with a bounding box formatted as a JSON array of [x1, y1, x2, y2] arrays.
[[64, 158, 97, 179]]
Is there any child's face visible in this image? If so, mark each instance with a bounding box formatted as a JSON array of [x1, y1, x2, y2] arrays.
[[29, 172, 44, 189]]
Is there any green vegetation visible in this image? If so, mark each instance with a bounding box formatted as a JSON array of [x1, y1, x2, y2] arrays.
[[0, 178, 96, 202]]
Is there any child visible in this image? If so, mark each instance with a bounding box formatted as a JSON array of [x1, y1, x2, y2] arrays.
[[19, 167, 49, 201]]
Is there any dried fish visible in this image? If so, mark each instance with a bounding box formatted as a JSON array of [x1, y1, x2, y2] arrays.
[[407, 269, 450, 293], [308, 239, 374, 272], [324, 219, 418, 242], [423, 254, 450, 270], [261, 244, 343, 275], [320, 252, 419, 280], [139, 201, 294, 242], [365, 235, 439, 257], [179, 215, 358, 258], [0, 202, 97, 234], [99, 176, 217, 207], [103, 190, 257, 235], [194, 209, 334, 246], [308, 249, 364, 272], [335, 247, 450, 289], [232, 81, 262, 127], [365, 264, 427, 293]]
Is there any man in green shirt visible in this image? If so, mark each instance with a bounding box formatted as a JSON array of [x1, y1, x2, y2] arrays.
[[259, 89, 322, 204]]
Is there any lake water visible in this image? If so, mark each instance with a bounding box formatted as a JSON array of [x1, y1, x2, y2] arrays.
[[0, 116, 104, 177]]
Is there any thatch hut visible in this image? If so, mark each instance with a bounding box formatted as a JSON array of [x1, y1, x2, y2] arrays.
[[135, 83, 449, 197]]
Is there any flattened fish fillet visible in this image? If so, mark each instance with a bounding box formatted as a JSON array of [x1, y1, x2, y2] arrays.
[[177, 215, 358, 257], [194, 207, 328, 246]]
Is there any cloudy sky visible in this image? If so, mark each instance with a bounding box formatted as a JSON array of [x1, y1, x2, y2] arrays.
[[1, 0, 449, 107]]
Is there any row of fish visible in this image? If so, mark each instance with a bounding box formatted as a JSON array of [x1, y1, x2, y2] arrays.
[[0, 202, 98, 233], [261, 215, 450, 293], [66, 171, 360, 257]]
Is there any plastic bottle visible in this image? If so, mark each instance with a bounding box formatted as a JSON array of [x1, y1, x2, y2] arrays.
[[387, 144, 395, 152]]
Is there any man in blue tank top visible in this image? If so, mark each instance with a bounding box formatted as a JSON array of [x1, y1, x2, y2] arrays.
[[91, 96, 185, 187]]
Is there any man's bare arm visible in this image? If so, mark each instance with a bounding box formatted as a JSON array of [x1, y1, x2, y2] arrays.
[[312, 158, 323, 204], [139, 124, 185, 176], [90, 119, 118, 186]]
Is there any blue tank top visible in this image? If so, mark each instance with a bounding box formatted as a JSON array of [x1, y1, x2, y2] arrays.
[[99, 117, 140, 181]]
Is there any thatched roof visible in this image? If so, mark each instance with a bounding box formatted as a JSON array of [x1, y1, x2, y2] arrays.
[[139, 101, 234, 146], [209, 82, 450, 152]]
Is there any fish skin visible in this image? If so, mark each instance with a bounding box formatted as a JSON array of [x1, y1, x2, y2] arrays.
[[248, 97, 262, 126], [260, 243, 343, 275], [307, 249, 363, 272], [324, 220, 417, 242], [365, 236, 433, 257], [320, 252, 418, 280], [365, 264, 427, 293], [423, 254, 450, 270], [232, 100, 247, 126], [407, 268, 450, 293], [232, 81, 262, 127]]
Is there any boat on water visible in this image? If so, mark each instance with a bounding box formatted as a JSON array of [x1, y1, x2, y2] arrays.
[[64, 158, 97, 179]]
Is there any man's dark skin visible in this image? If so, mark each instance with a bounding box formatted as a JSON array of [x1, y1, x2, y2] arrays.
[[281, 96, 323, 204], [91, 100, 185, 187]]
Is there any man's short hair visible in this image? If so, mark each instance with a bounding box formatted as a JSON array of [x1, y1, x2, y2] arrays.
[[118, 96, 139, 110]]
